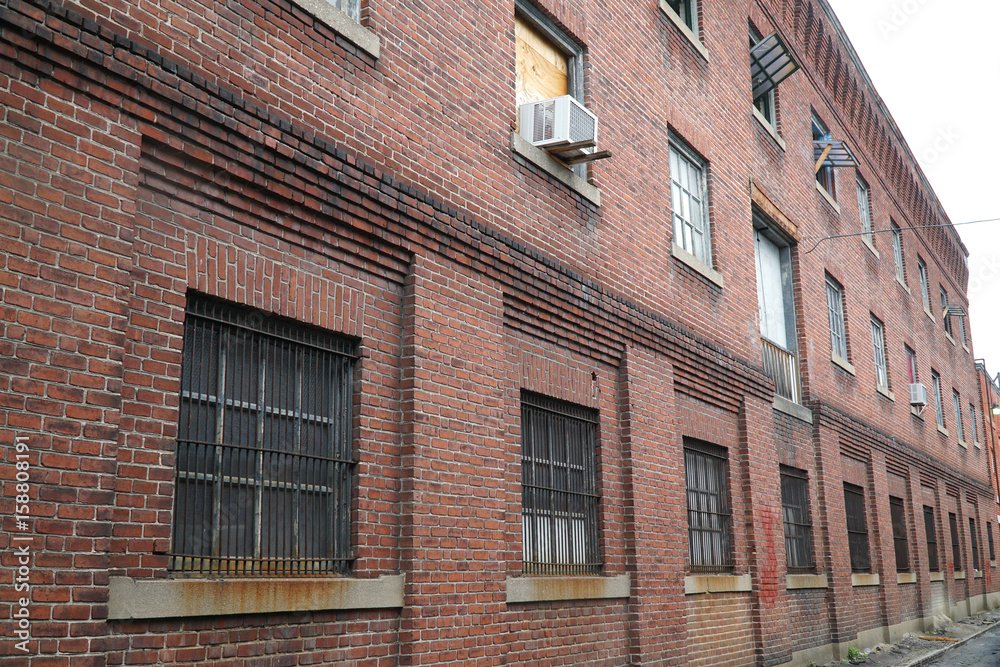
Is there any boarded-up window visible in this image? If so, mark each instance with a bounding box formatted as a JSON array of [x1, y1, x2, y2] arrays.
[[515, 14, 568, 108]]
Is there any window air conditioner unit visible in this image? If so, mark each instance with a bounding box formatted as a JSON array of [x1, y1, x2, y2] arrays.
[[909, 382, 928, 407], [519, 95, 603, 164]]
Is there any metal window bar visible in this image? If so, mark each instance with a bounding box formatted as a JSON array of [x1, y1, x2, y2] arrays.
[[970, 518, 981, 571], [970, 404, 979, 444], [170, 296, 356, 575], [521, 393, 601, 575], [761, 338, 800, 404], [889, 496, 910, 572], [844, 484, 870, 572], [949, 512, 961, 571], [924, 506, 940, 572], [826, 279, 846, 359], [871, 319, 887, 390], [988, 522, 995, 562], [685, 445, 734, 572], [780, 469, 814, 570]]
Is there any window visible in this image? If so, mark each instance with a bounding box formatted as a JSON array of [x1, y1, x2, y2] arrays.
[[665, 0, 697, 34], [970, 403, 979, 444], [857, 176, 873, 246], [171, 295, 357, 576], [932, 370, 944, 429], [940, 286, 953, 336], [949, 512, 961, 570], [755, 215, 799, 402], [781, 468, 814, 570], [918, 257, 930, 313], [970, 517, 981, 571], [330, 0, 360, 22], [958, 313, 968, 346], [890, 496, 910, 571], [826, 276, 848, 361], [988, 522, 995, 562], [514, 3, 582, 109], [844, 484, 870, 572], [924, 506, 940, 572], [685, 441, 733, 572], [870, 316, 888, 391], [891, 221, 905, 283], [750, 26, 775, 126], [521, 392, 600, 575], [670, 140, 711, 264], [812, 115, 836, 198], [905, 346, 918, 384], [953, 390, 965, 442]]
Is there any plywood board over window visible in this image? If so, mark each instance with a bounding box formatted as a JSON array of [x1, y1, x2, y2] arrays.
[[515, 15, 568, 107]]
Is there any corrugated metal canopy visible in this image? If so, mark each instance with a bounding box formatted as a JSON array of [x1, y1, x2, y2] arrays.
[[750, 32, 799, 101]]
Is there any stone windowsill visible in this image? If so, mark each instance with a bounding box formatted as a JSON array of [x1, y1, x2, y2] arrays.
[[975, 441, 983, 450], [851, 573, 880, 587], [991, 560, 997, 568], [671, 243, 725, 289], [510, 132, 601, 206], [955, 570, 966, 580], [911, 405, 925, 420], [290, 0, 379, 59], [816, 181, 840, 213], [773, 395, 813, 424], [929, 572, 945, 582], [862, 236, 880, 259], [786, 573, 827, 590], [752, 107, 785, 150], [108, 575, 404, 620], [831, 353, 856, 376], [945, 331, 956, 346], [897, 572, 917, 585], [937, 424, 949, 437], [658, 0, 709, 62], [896, 276, 911, 294], [924, 307, 936, 323], [974, 569, 984, 579], [958, 438, 968, 449], [505, 574, 630, 603], [876, 384, 895, 402], [963, 343, 970, 354], [684, 574, 752, 595]]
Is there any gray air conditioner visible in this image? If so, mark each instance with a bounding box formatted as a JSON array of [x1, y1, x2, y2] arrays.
[[908, 382, 928, 407], [519, 95, 609, 164]]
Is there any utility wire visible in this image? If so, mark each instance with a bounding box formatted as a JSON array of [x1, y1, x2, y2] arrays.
[[802, 216, 1000, 254]]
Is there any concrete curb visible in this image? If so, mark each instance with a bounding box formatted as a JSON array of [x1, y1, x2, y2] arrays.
[[898, 619, 1000, 667]]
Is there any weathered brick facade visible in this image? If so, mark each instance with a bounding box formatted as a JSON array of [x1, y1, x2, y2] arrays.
[[0, 0, 995, 664]]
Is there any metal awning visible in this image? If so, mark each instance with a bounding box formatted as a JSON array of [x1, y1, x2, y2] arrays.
[[750, 32, 799, 101], [813, 139, 857, 173], [943, 304, 968, 318]]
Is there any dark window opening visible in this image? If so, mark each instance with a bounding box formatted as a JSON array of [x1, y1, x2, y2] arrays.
[[950, 512, 962, 571], [780, 467, 814, 570], [685, 441, 734, 572], [924, 506, 940, 572], [844, 484, 870, 572], [890, 496, 910, 572]]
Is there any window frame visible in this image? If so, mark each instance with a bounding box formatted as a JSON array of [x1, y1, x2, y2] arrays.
[[924, 505, 940, 572], [949, 512, 962, 571], [170, 295, 358, 577], [685, 440, 734, 573], [780, 467, 814, 571], [932, 370, 945, 429], [669, 138, 712, 266], [520, 391, 602, 576], [812, 114, 836, 199], [856, 175, 873, 247], [870, 315, 889, 392], [953, 389, 965, 442], [940, 286, 953, 336], [665, 0, 698, 36], [826, 276, 848, 361], [749, 25, 776, 128], [514, 0, 584, 105], [889, 496, 910, 572], [970, 517, 981, 571], [988, 522, 995, 562], [891, 221, 905, 284], [918, 257, 930, 314], [844, 483, 871, 573], [970, 402, 979, 445]]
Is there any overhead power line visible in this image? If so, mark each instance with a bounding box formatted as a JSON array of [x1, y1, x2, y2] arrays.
[[802, 216, 1000, 254]]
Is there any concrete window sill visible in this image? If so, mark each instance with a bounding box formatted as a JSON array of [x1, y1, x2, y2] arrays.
[[786, 573, 827, 590], [851, 573, 880, 587], [954, 570, 966, 580], [876, 384, 894, 401], [684, 574, 752, 595], [752, 107, 785, 150], [289, 0, 380, 59], [945, 331, 956, 346], [862, 237, 880, 259], [896, 572, 917, 585], [658, 0, 709, 62], [974, 569, 984, 579], [937, 424, 949, 437], [671, 243, 724, 289], [816, 181, 840, 214], [505, 574, 630, 603], [958, 438, 968, 449], [896, 276, 910, 294], [831, 353, 856, 376], [510, 132, 602, 206], [108, 575, 405, 620], [773, 395, 812, 424], [924, 308, 936, 323], [929, 572, 945, 582], [975, 441, 983, 450]]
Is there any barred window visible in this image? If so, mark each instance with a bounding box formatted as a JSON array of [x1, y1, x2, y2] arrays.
[[781, 467, 814, 570], [891, 221, 905, 283], [685, 441, 733, 572], [932, 371, 945, 429], [521, 392, 600, 575], [918, 257, 930, 313], [844, 484, 870, 572], [889, 496, 909, 572], [857, 177, 873, 246], [924, 506, 940, 572], [949, 512, 962, 571], [170, 295, 356, 576], [970, 517, 981, 571], [970, 403, 979, 444], [953, 390, 965, 442], [988, 522, 995, 562], [826, 276, 848, 360]]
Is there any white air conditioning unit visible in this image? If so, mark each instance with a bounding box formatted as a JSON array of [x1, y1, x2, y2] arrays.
[[519, 95, 600, 163], [909, 382, 928, 407]]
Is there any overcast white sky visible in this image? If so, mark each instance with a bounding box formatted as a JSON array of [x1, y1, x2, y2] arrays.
[[824, 0, 1000, 377]]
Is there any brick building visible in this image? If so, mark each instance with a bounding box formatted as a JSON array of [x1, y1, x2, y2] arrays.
[[0, 0, 996, 663], [976, 360, 1000, 522]]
